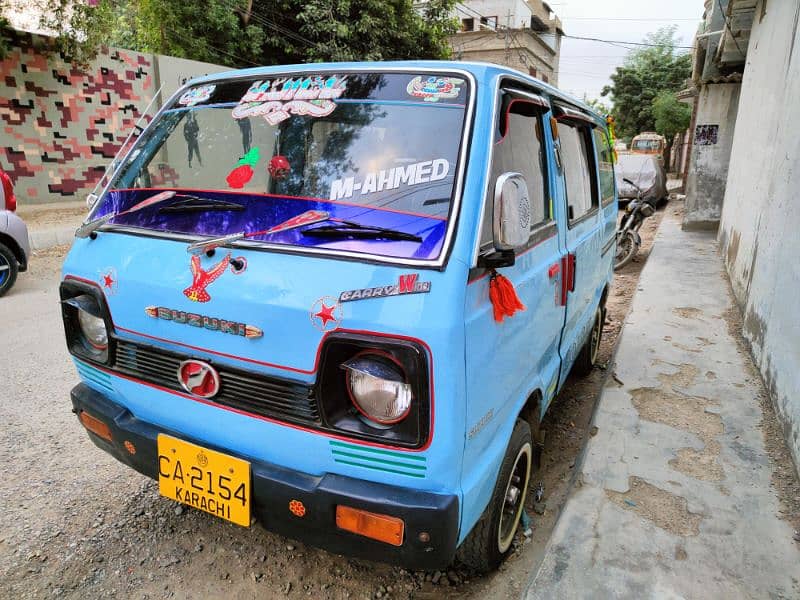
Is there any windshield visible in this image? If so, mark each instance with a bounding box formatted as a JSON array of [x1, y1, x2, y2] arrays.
[[631, 139, 661, 151], [92, 72, 470, 262]]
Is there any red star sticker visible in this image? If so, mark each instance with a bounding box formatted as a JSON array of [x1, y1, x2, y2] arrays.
[[102, 273, 115, 289], [314, 302, 337, 327]]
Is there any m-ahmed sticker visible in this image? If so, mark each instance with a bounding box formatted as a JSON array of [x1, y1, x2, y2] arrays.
[[178, 84, 215, 107], [232, 75, 347, 126], [339, 273, 431, 303], [329, 159, 450, 201], [407, 76, 463, 103]]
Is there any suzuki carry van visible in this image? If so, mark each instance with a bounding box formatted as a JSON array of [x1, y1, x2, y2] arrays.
[[60, 62, 616, 572]]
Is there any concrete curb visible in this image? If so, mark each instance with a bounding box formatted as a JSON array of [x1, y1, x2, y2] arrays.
[[28, 226, 76, 251]]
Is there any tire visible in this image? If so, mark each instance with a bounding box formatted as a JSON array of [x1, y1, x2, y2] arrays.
[[614, 230, 638, 270], [457, 419, 533, 573], [0, 243, 19, 298], [573, 303, 604, 376]]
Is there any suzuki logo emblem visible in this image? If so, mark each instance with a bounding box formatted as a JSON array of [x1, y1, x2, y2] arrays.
[[177, 360, 221, 399]]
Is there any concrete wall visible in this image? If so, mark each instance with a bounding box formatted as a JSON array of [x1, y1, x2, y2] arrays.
[[0, 31, 226, 204], [682, 82, 740, 230], [718, 0, 800, 468]]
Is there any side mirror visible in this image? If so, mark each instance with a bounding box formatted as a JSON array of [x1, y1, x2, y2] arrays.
[[493, 173, 531, 250]]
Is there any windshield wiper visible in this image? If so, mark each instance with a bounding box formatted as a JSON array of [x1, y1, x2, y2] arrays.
[[302, 221, 422, 243], [159, 196, 244, 213], [76, 190, 177, 238]]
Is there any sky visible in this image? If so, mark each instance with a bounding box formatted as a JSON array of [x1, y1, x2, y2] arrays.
[[554, 0, 704, 104]]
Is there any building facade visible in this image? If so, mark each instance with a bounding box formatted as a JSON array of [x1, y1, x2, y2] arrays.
[[449, 0, 563, 84]]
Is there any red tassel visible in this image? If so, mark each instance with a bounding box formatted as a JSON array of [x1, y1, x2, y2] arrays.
[[489, 271, 526, 322]]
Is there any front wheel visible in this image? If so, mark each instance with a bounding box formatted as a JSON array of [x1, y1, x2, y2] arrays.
[[0, 243, 19, 298], [457, 419, 532, 573], [614, 230, 639, 270]]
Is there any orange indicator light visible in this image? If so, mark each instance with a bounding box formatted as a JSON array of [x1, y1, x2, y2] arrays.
[[78, 411, 113, 442], [289, 499, 306, 517], [335, 505, 404, 547], [124, 440, 136, 455]]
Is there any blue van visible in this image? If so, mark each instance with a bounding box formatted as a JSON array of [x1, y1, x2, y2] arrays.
[[60, 62, 616, 572]]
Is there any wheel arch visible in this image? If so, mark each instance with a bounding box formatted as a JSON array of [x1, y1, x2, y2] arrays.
[[0, 232, 26, 271]]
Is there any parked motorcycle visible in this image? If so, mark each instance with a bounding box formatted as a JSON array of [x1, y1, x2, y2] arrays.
[[614, 178, 657, 270]]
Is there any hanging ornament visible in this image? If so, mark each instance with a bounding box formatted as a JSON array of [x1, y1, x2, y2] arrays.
[[489, 270, 526, 322], [269, 155, 291, 180]]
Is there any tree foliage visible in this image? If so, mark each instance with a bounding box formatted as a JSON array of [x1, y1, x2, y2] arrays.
[[40, 0, 459, 66], [652, 91, 692, 142], [601, 26, 692, 141]]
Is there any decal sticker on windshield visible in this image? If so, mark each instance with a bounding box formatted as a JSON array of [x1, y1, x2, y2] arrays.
[[184, 252, 232, 303], [329, 159, 450, 201], [339, 273, 431, 303], [406, 76, 463, 103], [226, 164, 254, 189], [310, 296, 342, 332], [145, 306, 263, 339], [178, 84, 216, 107], [232, 75, 347, 125], [238, 146, 260, 166]]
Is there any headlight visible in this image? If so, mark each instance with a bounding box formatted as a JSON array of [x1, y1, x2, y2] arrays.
[[342, 353, 413, 425], [61, 291, 111, 359], [78, 309, 108, 349]]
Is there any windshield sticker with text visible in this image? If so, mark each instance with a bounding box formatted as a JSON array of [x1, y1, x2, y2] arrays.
[[407, 76, 463, 103], [329, 158, 450, 201], [231, 75, 347, 125], [178, 84, 215, 107], [339, 273, 431, 303]]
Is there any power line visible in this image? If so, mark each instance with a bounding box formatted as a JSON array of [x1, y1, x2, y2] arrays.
[[716, 0, 745, 57], [170, 29, 261, 68], [563, 34, 694, 49], [562, 16, 700, 22]]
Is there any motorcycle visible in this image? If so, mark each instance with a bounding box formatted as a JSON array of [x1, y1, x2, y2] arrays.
[[614, 178, 657, 270]]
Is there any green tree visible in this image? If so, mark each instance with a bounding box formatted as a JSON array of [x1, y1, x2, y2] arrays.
[[652, 90, 692, 146], [601, 26, 692, 142], [583, 95, 611, 116], [41, 0, 458, 66]]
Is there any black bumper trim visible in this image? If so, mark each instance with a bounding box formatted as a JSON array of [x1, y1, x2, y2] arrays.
[[70, 383, 459, 570]]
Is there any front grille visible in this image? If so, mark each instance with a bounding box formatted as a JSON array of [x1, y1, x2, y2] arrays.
[[113, 340, 319, 424]]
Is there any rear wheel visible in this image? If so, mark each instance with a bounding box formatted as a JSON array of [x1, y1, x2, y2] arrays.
[[614, 230, 638, 270], [457, 419, 532, 573], [573, 304, 604, 376], [0, 243, 18, 298]]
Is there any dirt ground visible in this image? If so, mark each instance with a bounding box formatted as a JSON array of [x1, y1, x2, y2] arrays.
[[1, 205, 667, 600]]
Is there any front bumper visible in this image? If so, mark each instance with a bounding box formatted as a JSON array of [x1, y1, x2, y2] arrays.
[[71, 383, 459, 570]]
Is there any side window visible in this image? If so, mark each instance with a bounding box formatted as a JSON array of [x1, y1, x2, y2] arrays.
[[594, 128, 615, 205], [480, 97, 550, 249], [559, 122, 598, 222]]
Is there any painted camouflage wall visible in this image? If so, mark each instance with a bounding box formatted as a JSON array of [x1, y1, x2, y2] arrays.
[[0, 31, 227, 204]]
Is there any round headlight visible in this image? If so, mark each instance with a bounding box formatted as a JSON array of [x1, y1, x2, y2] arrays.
[[343, 353, 412, 425], [78, 309, 108, 350]]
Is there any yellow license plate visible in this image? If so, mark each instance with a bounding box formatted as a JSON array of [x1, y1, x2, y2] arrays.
[[157, 434, 251, 527]]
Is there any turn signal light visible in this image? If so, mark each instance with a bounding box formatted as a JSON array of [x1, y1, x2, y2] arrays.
[[335, 505, 404, 547], [79, 411, 113, 442]]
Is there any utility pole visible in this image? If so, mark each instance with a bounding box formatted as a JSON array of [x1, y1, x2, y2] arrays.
[[505, 9, 512, 61]]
